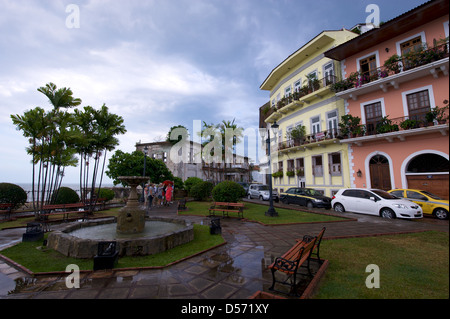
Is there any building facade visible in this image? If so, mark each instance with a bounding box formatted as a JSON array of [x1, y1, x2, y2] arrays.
[[260, 30, 358, 197], [324, 0, 449, 199], [136, 141, 252, 184]]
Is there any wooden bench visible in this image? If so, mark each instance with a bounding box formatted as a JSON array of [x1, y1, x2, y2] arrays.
[[269, 227, 326, 296], [177, 198, 187, 210], [40, 203, 89, 230], [0, 203, 14, 220], [209, 202, 245, 219]]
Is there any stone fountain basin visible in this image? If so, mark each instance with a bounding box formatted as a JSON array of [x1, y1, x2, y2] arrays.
[[47, 217, 194, 259]]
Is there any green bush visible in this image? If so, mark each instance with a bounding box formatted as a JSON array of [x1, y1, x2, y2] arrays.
[[96, 188, 115, 201], [184, 177, 203, 194], [190, 181, 214, 201], [52, 187, 80, 204], [0, 183, 27, 209], [211, 181, 246, 203]]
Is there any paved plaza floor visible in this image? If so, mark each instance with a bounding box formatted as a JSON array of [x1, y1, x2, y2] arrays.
[[0, 200, 448, 300]]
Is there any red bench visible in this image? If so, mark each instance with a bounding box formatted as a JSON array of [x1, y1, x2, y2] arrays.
[[0, 203, 14, 220]]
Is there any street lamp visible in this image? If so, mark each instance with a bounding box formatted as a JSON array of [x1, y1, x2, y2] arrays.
[[265, 121, 279, 217], [140, 146, 149, 203]]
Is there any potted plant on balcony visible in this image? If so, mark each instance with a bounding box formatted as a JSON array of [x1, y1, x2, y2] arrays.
[[339, 114, 361, 138], [286, 170, 295, 177], [400, 118, 419, 130], [376, 116, 399, 134], [426, 102, 449, 125], [383, 54, 401, 74], [286, 124, 306, 145], [296, 168, 305, 177], [272, 170, 283, 178]]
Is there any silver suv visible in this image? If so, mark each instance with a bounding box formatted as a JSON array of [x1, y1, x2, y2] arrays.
[[248, 184, 279, 202]]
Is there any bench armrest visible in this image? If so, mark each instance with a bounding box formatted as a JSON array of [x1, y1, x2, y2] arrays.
[[272, 257, 298, 272]]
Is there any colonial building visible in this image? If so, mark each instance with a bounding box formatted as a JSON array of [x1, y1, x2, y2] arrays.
[[324, 0, 449, 198], [260, 29, 358, 196], [136, 141, 252, 184]]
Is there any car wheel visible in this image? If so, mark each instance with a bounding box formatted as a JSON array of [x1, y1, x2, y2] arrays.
[[259, 195, 264, 201], [334, 203, 345, 213], [247, 194, 251, 199], [434, 208, 448, 220], [380, 208, 396, 219], [306, 201, 314, 209], [281, 198, 289, 205]]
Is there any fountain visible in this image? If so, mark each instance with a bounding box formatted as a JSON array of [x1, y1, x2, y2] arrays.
[[116, 176, 148, 234], [47, 176, 194, 259]]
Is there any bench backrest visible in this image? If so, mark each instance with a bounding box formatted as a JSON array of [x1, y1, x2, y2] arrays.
[[0, 203, 14, 209], [227, 203, 244, 207]]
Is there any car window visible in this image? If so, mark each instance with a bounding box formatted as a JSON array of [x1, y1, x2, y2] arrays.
[[286, 188, 296, 194], [371, 189, 397, 199], [259, 185, 269, 191], [360, 190, 374, 199], [390, 190, 404, 197], [406, 191, 428, 201], [420, 191, 442, 200], [342, 189, 359, 197]]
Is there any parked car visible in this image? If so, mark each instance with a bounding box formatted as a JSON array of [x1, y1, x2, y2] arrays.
[[236, 182, 249, 195], [388, 189, 449, 220], [248, 184, 279, 202], [331, 188, 423, 219], [280, 187, 332, 209]]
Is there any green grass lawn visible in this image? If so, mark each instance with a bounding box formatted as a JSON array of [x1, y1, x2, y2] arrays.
[[0, 224, 224, 273], [315, 231, 449, 299], [179, 200, 346, 225]]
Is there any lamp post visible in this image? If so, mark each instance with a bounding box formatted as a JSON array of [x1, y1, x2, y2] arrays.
[[140, 146, 149, 203], [265, 121, 279, 217]]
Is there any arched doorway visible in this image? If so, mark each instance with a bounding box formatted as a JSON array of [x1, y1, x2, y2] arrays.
[[369, 155, 392, 190], [405, 153, 449, 199]]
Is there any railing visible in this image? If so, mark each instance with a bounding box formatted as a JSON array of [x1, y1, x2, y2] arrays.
[[331, 42, 449, 93], [341, 115, 449, 138], [278, 128, 341, 150]]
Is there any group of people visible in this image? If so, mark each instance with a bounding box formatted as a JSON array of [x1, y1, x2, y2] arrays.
[[144, 182, 173, 209]]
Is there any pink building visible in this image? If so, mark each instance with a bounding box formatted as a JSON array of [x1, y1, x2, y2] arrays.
[[325, 0, 449, 199]]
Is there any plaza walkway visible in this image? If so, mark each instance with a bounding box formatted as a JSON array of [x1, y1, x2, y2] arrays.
[[0, 200, 448, 299]]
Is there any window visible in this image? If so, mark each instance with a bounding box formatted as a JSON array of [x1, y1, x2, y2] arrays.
[[329, 152, 342, 176], [285, 86, 291, 98], [406, 191, 428, 201], [359, 54, 377, 77], [364, 102, 383, 135], [406, 90, 431, 122], [311, 116, 321, 134], [323, 62, 335, 85], [287, 159, 295, 174], [327, 110, 339, 137], [312, 155, 323, 177], [390, 190, 404, 198], [294, 80, 302, 92], [400, 36, 423, 55]]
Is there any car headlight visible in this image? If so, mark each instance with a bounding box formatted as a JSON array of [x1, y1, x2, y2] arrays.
[[313, 199, 323, 202], [393, 204, 408, 209]]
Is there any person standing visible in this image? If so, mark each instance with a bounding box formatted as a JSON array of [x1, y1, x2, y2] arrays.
[[147, 183, 155, 210], [165, 183, 173, 205]]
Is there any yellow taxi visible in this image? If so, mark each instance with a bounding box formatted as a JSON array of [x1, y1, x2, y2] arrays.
[[388, 189, 449, 220]]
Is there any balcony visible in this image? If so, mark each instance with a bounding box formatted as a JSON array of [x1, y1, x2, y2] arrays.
[[264, 76, 338, 124], [276, 128, 342, 154], [331, 42, 449, 101], [339, 115, 449, 146]]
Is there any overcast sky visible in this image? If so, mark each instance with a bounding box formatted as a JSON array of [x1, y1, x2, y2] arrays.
[[0, 0, 428, 185]]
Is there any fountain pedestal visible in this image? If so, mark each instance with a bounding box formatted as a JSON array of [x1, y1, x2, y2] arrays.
[[116, 176, 149, 235]]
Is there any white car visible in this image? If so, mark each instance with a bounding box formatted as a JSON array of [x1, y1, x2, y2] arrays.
[[248, 184, 279, 202], [331, 188, 423, 219]]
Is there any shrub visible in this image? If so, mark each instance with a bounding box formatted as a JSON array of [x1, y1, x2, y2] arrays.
[[211, 181, 246, 203], [96, 188, 115, 201], [52, 187, 80, 204], [184, 177, 203, 194], [0, 183, 27, 209], [190, 181, 214, 201]]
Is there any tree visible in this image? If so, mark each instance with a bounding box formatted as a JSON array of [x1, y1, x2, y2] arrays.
[[106, 150, 174, 186], [11, 83, 81, 218], [73, 104, 126, 208]]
